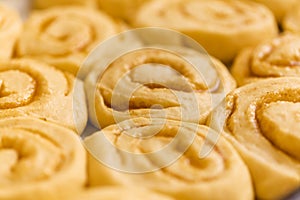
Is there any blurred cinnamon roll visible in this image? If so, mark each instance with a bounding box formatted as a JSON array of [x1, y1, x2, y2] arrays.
[[71, 187, 174, 200], [33, 0, 97, 9], [251, 0, 299, 22], [231, 33, 300, 86], [210, 78, 300, 199], [17, 7, 125, 75], [0, 117, 86, 200], [283, 5, 300, 33], [98, 0, 150, 22], [0, 4, 22, 60], [132, 0, 278, 63]]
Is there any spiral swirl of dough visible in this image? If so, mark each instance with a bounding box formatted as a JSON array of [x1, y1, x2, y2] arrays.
[[231, 33, 300, 86], [85, 47, 236, 129], [0, 4, 22, 60], [0, 59, 87, 133], [17, 7, 124, 75], [132, 0, 278, 62], [210, 78, 300, 199], [0, 117, 86, 200], [85, 118, 253, 200]]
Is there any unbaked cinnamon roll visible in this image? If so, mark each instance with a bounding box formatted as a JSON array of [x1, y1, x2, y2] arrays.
[[0, 4, 22, 60], [85, 118, 253, 200], [0, 59, 87, 134], [71, 187, 174, 200], [33, 0, 98, 9], [251, 0, 299, 22], [231, 33, 300, 86], [209, 78, 300, 199], [98, 0, 150, 22], [0, 117, 86, 200], [132, 0, 278, 63], [283, 4, 300, 33], [85, 47, 236, 129], [17, 7, 125, 75]]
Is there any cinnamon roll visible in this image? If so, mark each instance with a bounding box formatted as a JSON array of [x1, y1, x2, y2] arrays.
[[98, 0, 150, 22], [85, 47, 236, 129], [209, 78, 300, 199], [251, 0, 299, 22], [0, 59, 87, 134], [283, 5, 300, 33], [132, 0, 278, 63], [0, 4, 22, 60], [0, 117, 86, 200], [17, 7, 125, 75], [33, 0, 97, 9], [231, 33, 300, 86], [84, 118, 253, 200], [72, 187, 174, 200]]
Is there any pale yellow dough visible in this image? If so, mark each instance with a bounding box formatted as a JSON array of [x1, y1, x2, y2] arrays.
[[17, 6, 125, 75], [33, 0, 98, 9], [283, 5, 300, 33], [209, 78, 300, 199], [85, 118, 253, 200], [85, 47, 236, 129], [231, 33, 300, 86], [0, 117, 86, 200], [71, 187, 174, 200], [0, 59, 87, 134], [0, 4, 22, 60], [132, 0, 278, 63]]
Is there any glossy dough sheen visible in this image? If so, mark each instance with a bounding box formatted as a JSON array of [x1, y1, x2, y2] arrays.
[[132, 0, 278, 63], [210, 78, 300, 199], [231, 33, 300, 86], [0, 4, 22, 59], [85, 118, 253, 200], [0, 59, 87, 133], [0, 118, 86, 200], [85, 48, 236, 129], [17, 7, 124, 75]]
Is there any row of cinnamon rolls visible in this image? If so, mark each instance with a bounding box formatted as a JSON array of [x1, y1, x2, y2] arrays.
[[0, 1, 299, 200]]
